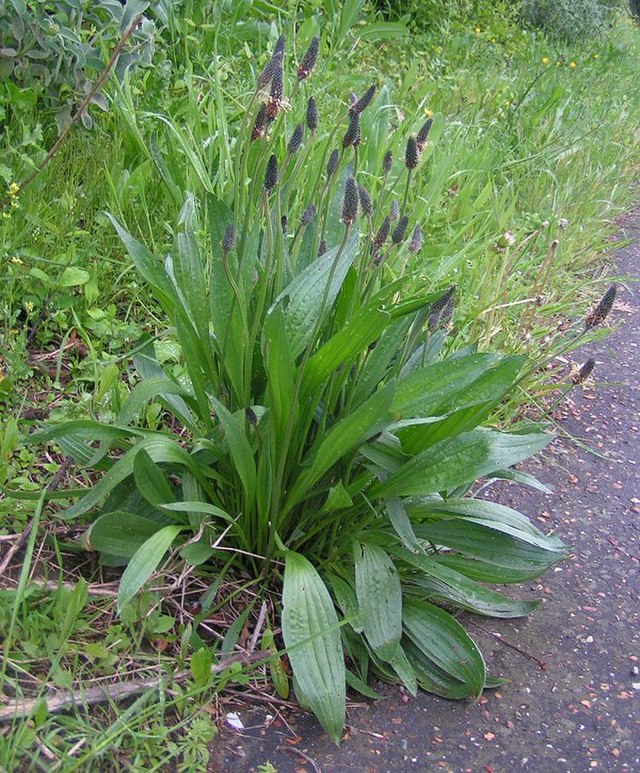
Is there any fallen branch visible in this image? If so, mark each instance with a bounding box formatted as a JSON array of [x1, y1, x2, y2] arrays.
[[0, 652, 269, 723]]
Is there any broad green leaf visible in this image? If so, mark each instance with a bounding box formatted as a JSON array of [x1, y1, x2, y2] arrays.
[[190, 647, 213, 688], [385, 497, 424, 554], [89, 511, 163, 558], [355, 543, 402, 662], [58, 267, 90, 287], [403, 638, 474, 699], [371, 428, 551, 499], [433, 554, 543, 584], [328, 573, 362, 633], [181, 542, 215, 566], [272, 231, 360, 357], [282, 551, 345, 744], [118, 525, 185, 610], [133, 449, 175, 507], [118, 378, 191, 429], [403, 598, 486, 698]]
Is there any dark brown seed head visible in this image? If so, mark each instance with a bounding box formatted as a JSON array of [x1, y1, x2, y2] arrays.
[[288, 123, 304, 154], [416, 117, 433, 151], [342, 110, 361, 149], [273, 34, 286, 56], [297, 36, 319, 81], [390, 199, 400, 221], [373, 215, 391, 249], [383, 150, 393, 175], [318, 239, 328, 257], [585, 284, 617, 329], [251, 103, 267, 141], [281, 215, 288, 234], [257, 50, 283, 90], [353, 84, 376, 114], [222, 224, 235, 253], [572, 357, 596, 385], [269, 64, 284, 103], [428, 285, 456, 330], [341, 176, 359, 226], [405, 136, 419, 170], [327, 149, 339, 178], [358, 184, 372, 217], [409, 224, 423, 253], [264, 154, 279, 191], [301, 204, 315, 225], [306, 96, 318, 131], [392, 216, 409, 245]]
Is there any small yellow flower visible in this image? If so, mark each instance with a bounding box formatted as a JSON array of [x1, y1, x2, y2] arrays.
[[424, 109, 434, 118], [594, 53, 599, 59], [25, 301, 34, 313], [542, 56, 549, 64], [8, 182, 20, 197], [2, 211, 11, 220], [10, 256, 23, 265], [475, 27, 481, 34], [569, 61, 576, 69]]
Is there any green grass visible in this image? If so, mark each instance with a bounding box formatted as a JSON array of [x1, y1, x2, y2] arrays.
[[1, 1, 639, 767]]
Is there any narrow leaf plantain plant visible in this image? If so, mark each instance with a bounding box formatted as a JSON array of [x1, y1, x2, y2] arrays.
[[34, 34, 567, 742]]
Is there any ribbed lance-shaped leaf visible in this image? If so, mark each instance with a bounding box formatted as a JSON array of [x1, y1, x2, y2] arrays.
[[133, 449, 175, 507], [62, 437, 212, 519], [415, 520, 563, 576], [355, 543, 402, 662], [209, 396, 256, 509], [286, 385, 394, 509], [389, 646, 418, 696], [403, 597, 486, 698], [89, 512, 163, 559], [281, 551, 346, 744], [106, 214, 175, 307], [391, 547, 539, 618], [262, 306, 297, 440], [393, 352, 497, 413], [408, 498, 566, 551], [118, 377, 193, 430], [272, 231, 360, 357], [133, 343, 197, 431], [118, 525, 186, 610], [433, 554, 544, 585], [371, 428, 551, 499]]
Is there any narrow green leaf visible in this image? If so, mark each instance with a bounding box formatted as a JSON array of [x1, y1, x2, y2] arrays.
[[209, 396, 256, 508], [118, 525, 185, 610]]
